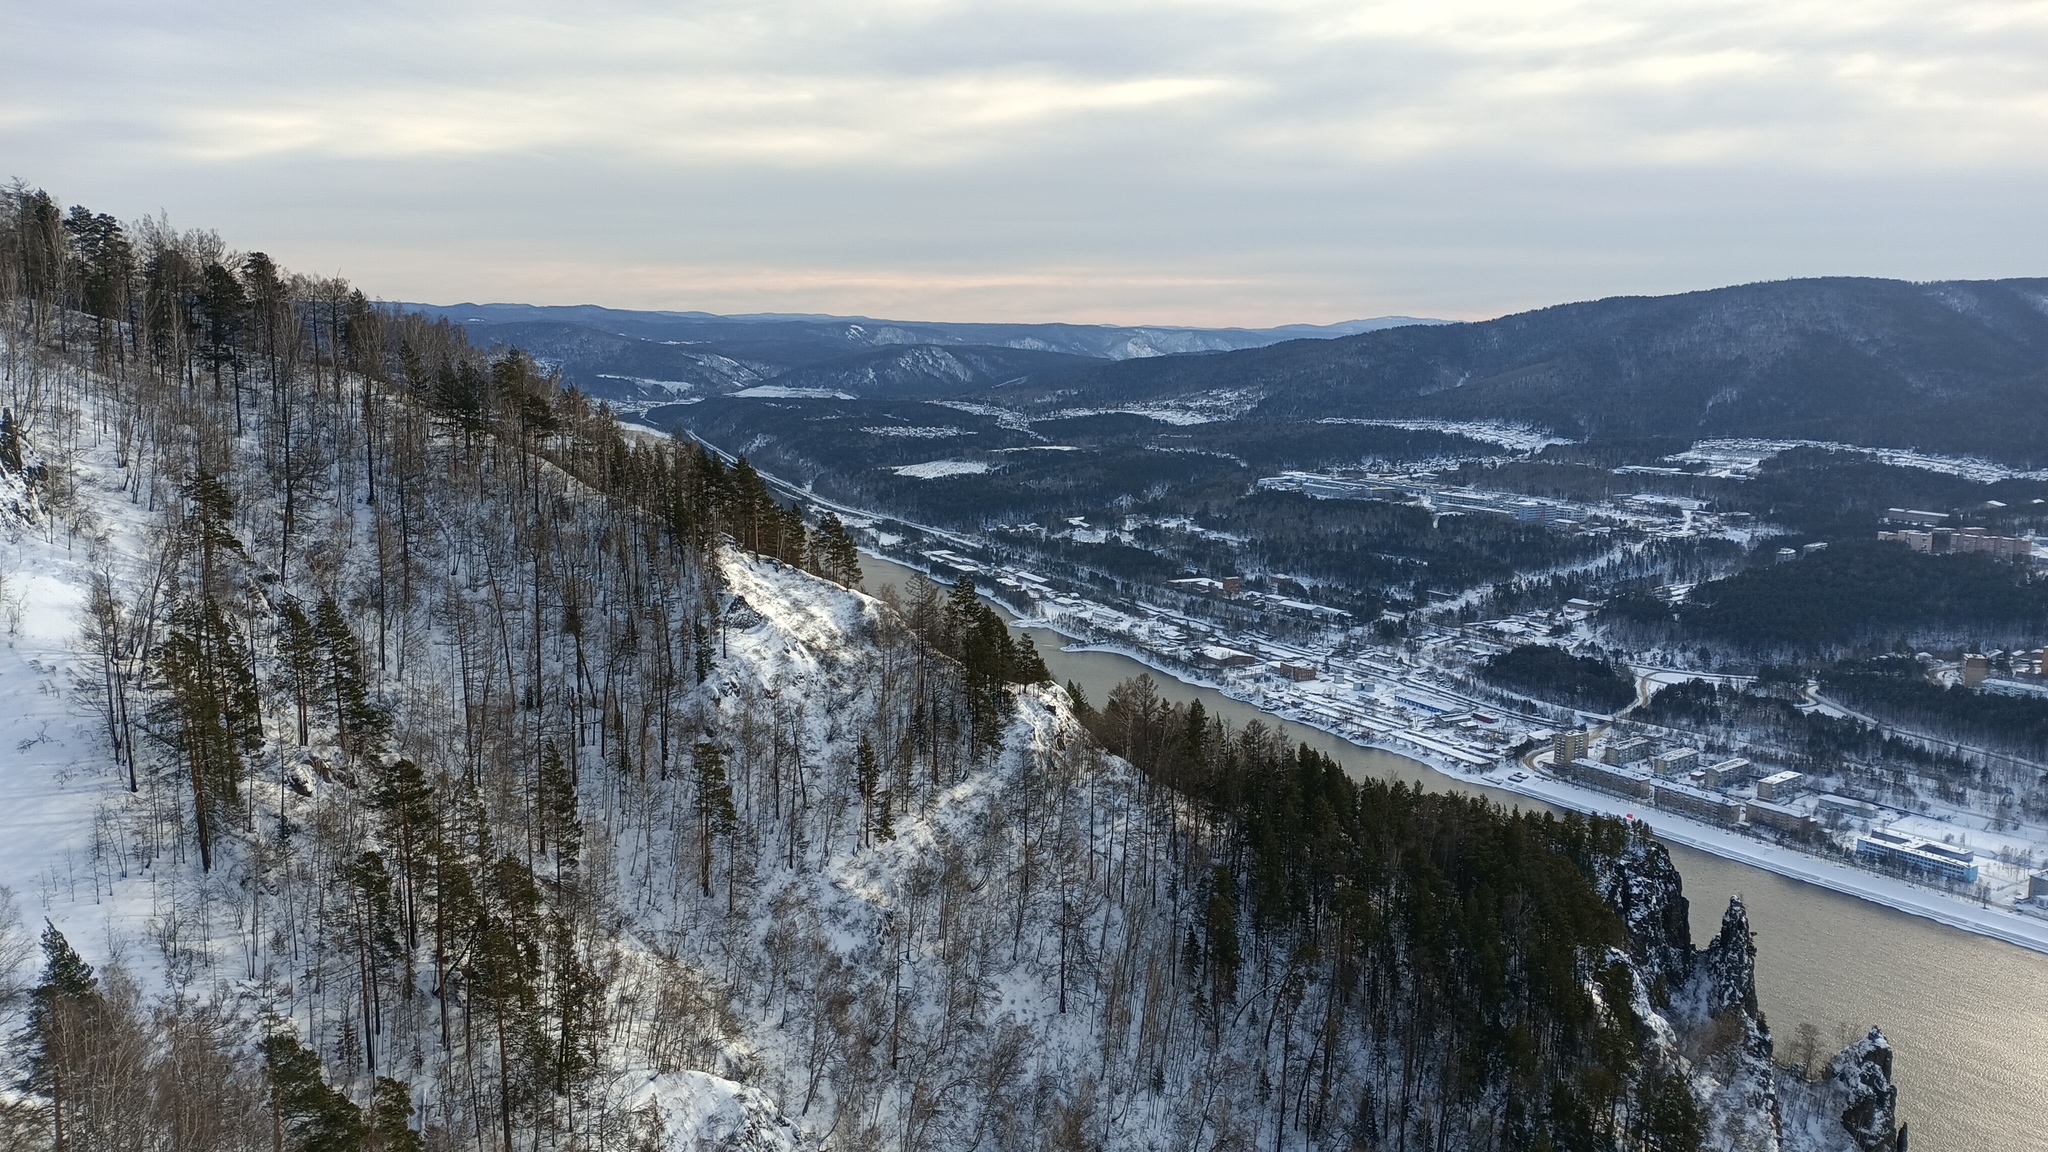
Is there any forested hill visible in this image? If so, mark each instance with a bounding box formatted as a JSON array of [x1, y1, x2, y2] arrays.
[[1014, 276, 2048, 465], [0, 185, 1901, 1152]]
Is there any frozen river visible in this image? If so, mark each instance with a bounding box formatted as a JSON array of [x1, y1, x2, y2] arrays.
[[862, 555, 2048, 1150]]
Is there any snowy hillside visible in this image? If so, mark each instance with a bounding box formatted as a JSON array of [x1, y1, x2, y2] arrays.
[[0, 190, 1903, 1152]]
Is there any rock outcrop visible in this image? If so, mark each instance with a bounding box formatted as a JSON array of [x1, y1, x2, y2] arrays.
[[1700, 896, 1763, 1018], [1599, 829, 1696, 994], [1828, 1029, 1905, 1152], [1600, 835, 1907, 1152]]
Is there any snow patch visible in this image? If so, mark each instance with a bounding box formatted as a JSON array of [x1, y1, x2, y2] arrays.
[[891, 459, 991, 479], [730, 386, 856, 400], [620, 1070, 814, 1152], [1671, 437, 2048, 483], [1315, 418, 1575, 453], [925, 400, 1033, 431], [859, 425, 967, 439]]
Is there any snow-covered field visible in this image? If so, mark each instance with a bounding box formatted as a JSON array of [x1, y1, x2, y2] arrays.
[[0, 405, 201, 999], [1669, 437, 2048, 482], [1313, 418, 1576, 453], [859, 425, 967, 438], [890, 459, 991, 479], [730, 385, 857, 400]]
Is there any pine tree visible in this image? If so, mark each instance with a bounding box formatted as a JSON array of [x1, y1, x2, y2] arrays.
[[197, 262, 246, 398], [315, 593, 387, 757], [0, 407, 21, 474], [1011, 632, 1051, 684], [25, 924, 99, 1152], [810, 512, 862, 587], [1636, 1067, 1705, 1152], [344, 852, 404, 1076], [472, 854, 544, 1152], [537, 740, 581, 881], [777, 501, 808, 566], [726, 459, 769, 551], [367, 1077, 423, 1152], [1202, 866, 1240, 1008], [949, 577, 1016, 763], [278, 599, 321, 746], [212, 599, 264, 755], [854, 735, 880, 849], [872, 788, 895, 845], [185, 473, 244, 594], [61, 208, 132, 352], [262, 1032, 365, 1152], [368, 758, 435, 954], [691, 742, 736, 897], [151, 596, 261, 871]]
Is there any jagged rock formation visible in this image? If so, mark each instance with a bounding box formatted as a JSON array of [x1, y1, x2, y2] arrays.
[[1601, 838, 1907, 1152], [1594, 827, 1696, 993], [1828, 1030, 1906, 1152], [1701, 897, 1765, 1019]]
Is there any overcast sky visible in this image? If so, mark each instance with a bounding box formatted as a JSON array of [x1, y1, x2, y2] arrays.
[[6, 0, 2047, 324]]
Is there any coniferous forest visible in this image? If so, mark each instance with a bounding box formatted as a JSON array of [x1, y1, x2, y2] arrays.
[[0, 185, 1898, 1152]]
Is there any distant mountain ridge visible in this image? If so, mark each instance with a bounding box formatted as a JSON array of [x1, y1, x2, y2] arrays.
[[413, 279, 2048, 467], [1012, 276, 2048, 465], [397, 300, 1447, 400]]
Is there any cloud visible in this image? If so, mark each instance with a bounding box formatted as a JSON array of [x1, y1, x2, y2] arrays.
[[6, 0, 2048, 322]]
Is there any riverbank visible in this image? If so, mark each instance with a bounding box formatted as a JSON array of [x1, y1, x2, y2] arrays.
[[856, 550, 2048, 1150], [1469, 763, 2048, 955], [861, 549, 2048, 955], [1039, 630, 2048, 958]]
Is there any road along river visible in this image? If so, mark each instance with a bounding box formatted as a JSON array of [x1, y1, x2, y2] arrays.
[[860, 555, 2048, 1150]]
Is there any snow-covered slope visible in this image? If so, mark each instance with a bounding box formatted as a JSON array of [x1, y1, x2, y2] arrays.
[[0, 309, 1900, 1152]]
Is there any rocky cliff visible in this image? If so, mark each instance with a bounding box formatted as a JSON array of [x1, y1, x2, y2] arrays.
[[1601, 830, 1907, 1151]]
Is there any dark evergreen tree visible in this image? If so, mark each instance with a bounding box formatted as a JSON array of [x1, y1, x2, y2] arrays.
[[24, 923, 99, 1152], [0, 407, 21, 475], [278, 598, 321, 746], [262, 1032, 366, 1152], [811, 512, 861, 587], [151, 596, 261, 871], [315, 593, 387, 757], [691, 742, 736, 897], [368, 758, 435, 953], [537, 740, 581, 881], [854, 735, 881, 849], [367, 1076, 423, 1152]]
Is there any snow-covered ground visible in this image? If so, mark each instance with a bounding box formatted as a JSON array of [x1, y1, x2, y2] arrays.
[[620, 1070, 812, 1152], [1313, 417, 1576, 454], [0, 405, 202, 1000], [923, 400, 1033, 432], [891, 459, 991, 479], [730, 385, 857, 400], [1044, 405, 1223, 426], [859, 425, 967, 438], [1669, 437, 2048, 483]]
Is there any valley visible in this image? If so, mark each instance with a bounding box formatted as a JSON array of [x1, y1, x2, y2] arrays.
[[853, 555, 2048, 1152], [0, 198, 1905, 1152], [673, 425, 2048, 958]]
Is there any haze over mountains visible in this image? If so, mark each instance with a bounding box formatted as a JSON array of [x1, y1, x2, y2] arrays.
[[997, 277, 2048, 466], [403, 301, 1443, 402], [427, 278, 2048, 468]]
